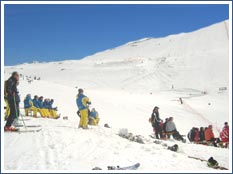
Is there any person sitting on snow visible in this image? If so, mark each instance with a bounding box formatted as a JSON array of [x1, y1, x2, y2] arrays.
[[32, 95, 44, 117], [165, 117, 185, 142], [38, 97, 50, 118], [205, 125, 218, 147], [48, 99, 60, 119], [24, 94, 37, 117], [76, 88, 91, 129], [89, 108, 100, 126], [199, 127, 205, 141], [220, 122, 229, 147], [187, 127, 196, 142]]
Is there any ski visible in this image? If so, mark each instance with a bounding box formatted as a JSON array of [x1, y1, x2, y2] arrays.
[[5, 128, 42, 133], [15, 125, 41, 128]]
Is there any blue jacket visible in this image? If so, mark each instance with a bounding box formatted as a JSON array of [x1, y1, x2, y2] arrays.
[[76, 94, 90, 111], [48, 100, 54, 109], [90, 110, 98, 119], [38, 99, 44, 108], [24, 96, 32, 109], [33, 99, 40, 108], [43, 101, 50, 109]]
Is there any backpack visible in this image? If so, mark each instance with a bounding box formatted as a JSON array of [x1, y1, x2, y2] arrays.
[[149, 117, 152, 123], [4, 80, 8, 98]]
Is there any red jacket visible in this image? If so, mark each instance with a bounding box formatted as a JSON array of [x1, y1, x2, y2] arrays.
[[220, 126, 229, 142], [205, 128, 215, 141], [194, 130, 200, 142]]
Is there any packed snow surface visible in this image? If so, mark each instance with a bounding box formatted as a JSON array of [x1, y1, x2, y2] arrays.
[[3, 20, 230, 171]]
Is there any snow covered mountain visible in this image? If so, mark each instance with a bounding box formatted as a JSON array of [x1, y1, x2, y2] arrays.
[[4, 20, 230, 171], [5, 20, 229, 93]]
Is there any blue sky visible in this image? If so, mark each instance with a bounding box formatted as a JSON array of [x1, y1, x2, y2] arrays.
[[4, 4, 229, 65]]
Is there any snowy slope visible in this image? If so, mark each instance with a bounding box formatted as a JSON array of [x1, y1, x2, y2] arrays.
[[3, 20, 230, 171]]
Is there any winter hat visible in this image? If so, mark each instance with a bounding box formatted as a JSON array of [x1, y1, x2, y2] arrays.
[[78, 88, 84, 94], [11, 71, 19, 77], [154, 106, 159, 109]]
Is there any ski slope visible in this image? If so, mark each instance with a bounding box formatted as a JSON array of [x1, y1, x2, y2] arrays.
[[3, 20, 230, 171]]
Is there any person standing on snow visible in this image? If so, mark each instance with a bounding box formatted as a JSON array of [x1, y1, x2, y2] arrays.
[[4, 72, 20, 131], [151, 106, 163, 139], [220, 122, 229, 144], [76, 89, 91, 129]]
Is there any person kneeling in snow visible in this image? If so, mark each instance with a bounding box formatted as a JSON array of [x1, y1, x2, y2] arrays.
[[165, 117, 185, 142], [89, 108, 100, 126], [76, 88, 91, 129]]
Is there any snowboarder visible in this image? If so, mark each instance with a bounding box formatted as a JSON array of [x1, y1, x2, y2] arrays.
[[4, 72, 20, 131], [165, 117, 185, 142], [76, 88, 91, 129], [151, 106, 163, 139]]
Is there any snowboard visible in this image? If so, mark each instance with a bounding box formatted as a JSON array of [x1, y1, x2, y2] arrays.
[[93, 163, 140, 170]]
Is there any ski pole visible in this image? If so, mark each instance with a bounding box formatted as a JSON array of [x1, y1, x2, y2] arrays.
[[13, 96, 26, 129]]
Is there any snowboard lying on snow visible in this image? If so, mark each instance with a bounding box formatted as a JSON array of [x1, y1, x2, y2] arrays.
[[92, 163, 140, 170]]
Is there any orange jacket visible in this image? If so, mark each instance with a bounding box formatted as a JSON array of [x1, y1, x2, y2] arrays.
[[205, 128, 215, 141]]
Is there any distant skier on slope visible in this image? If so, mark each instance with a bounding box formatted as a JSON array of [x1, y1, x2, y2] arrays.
[[4, 72, 20, 131], [151, 106, 163, 139], [76, 88, 91, 129]]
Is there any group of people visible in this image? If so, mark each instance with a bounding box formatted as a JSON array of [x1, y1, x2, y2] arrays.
[[24, 94, 60, 119], [150, 106, 185, 142], [76, 88, 100, 129], [188, 122, 229, 147]]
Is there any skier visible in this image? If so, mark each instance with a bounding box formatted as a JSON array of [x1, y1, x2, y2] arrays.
[[199, 127, 205, 141], [165, 117, 185, 142], [89, 108, 100, 125], [4, 72, 20, 131], [220, 122, 229, 146], [151, 106, 163, 139], [76, 89, 91, 129]]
